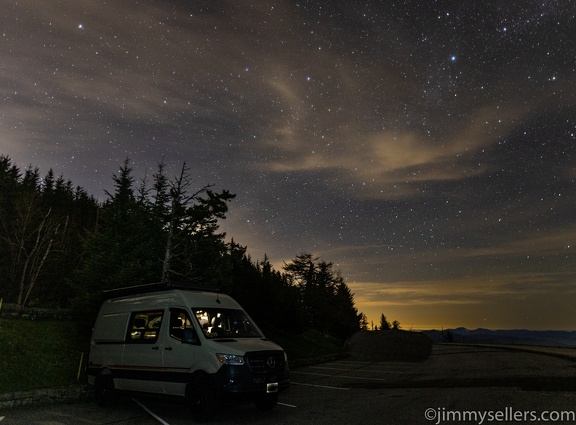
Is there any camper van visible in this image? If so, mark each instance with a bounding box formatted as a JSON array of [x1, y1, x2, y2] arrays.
[[86, 282, 289, 421]]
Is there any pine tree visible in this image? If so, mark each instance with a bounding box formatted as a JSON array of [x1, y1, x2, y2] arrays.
[[73, 159, 164, 304], [0, 155, 22, 302], [283, 253, 361, 339], [380, 313, 391, 330], [151, 161, 236, 286], [0, 156, 98, 308], [359, 313, 369, 331]]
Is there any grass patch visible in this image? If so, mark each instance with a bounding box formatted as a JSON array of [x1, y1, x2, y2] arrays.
[[0, 318, 89, 393]]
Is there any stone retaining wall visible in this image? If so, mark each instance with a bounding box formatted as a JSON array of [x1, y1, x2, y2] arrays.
[[347, 330, 433, 361], [0, 303, 73, 320], [0, 385, 91, 410]]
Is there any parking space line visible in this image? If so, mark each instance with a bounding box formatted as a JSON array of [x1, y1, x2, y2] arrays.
[[291, 381, 350, 390], [327, 361, 375, 366], [45, 411, 102, 424], [278, 402, 298, 407], [132, 398, 171, 425], [292, 371, 390, 382], [309, 365, 406, 374]]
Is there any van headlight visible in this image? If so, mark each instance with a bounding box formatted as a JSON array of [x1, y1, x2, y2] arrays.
[[216, 353, 245, 365]]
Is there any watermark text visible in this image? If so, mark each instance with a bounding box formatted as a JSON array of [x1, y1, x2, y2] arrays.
[[425, 407, 576, 424]]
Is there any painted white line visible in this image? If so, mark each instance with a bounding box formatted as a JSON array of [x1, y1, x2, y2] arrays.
[[291, 381, 350, 390], [132, 398, 170, 425], [309, 366, 406, 374], [0, 416, 4, 422], [278, 402, 297, 407], [292, 371, 389, 382], [46, 411, 101, 424]]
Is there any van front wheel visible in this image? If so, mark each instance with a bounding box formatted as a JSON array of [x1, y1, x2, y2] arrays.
[[94, 374, 115, 407], [186, 375, 216, 422]]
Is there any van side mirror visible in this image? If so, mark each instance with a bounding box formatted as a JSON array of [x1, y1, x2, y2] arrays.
[[182, 328, 200, 345]]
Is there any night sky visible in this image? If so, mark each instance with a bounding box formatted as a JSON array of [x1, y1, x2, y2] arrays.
[[2, 1, 575, 330]]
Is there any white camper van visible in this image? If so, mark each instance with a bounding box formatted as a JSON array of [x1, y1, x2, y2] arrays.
[[86, 282, 289, 421]]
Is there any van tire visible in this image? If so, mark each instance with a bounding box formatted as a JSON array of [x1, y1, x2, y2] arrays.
[[94, 373, 115, 407], [254, 392, 278, 410], [186, 375, 216, 422]]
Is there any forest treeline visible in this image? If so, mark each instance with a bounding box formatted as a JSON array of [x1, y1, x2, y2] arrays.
[[0, 155, 362, 340]]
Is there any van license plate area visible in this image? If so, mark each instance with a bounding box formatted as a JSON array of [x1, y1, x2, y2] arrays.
[[266, 382, 279, 393]]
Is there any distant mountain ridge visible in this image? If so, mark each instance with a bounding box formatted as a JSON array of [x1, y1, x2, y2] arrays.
[[422, 328, 576, 348]]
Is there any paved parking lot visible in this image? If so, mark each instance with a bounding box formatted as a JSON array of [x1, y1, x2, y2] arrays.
[[4, 345, 576, 424]]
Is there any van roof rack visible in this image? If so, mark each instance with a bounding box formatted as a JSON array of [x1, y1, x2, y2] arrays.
[[102, 281, 222, 299]]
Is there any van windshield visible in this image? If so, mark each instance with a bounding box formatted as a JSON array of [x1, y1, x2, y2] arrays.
[[194, 308, 263, 339]]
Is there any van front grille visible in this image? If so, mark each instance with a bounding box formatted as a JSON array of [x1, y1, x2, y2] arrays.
[[245, 351, 286, 374]]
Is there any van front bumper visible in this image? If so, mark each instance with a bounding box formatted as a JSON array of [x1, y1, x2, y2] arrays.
[[214, 365, 290, 394], [213, 354, 290, 395]]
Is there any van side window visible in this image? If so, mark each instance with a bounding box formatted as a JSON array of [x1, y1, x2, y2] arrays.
[[169, 309, 195, 341], [193, 308, 262, 339], [126, 310, 163, 343]]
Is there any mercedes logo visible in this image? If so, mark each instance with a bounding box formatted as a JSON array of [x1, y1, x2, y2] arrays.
[[266, 357, 276, 368]]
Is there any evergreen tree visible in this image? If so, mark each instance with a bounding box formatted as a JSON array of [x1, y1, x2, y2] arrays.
[[283, 253, 318, 330], [0, 156, 98, 308], [261, 255, 307, 331], [72, 158, 236, 323], [380, 313, 391, 330], [0, 154, 365, 341], [283, 253, 360, 339], [151, 162, 236, 286], [72, 159, 164, 316], [229, 241, 266, 319], [359, 313, 369, 331], [330, 277, 360, 339], [0, 155, 22, 302], [41, 173, 98, 307]]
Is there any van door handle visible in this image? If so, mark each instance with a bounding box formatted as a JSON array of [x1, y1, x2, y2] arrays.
[[165, 346, 173, 351], [151, 346, 159, 350]]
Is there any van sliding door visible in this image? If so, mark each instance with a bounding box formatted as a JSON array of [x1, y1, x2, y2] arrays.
[[118, 310, 165, 393], [162, 308, 201, 396]]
